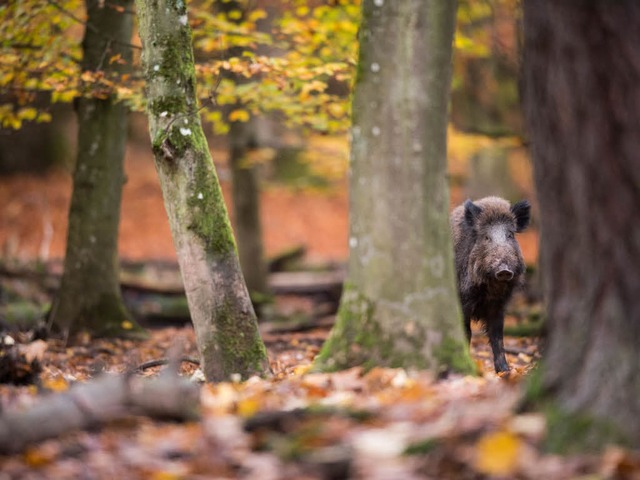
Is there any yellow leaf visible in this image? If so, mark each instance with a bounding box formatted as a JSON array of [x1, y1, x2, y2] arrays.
[[228, 109, 250, 122], [236, 396, 260, 417], [41, 376, 69, 392], [121, 320, 134, 330], [3, 115, 21, 129], [24, 446, 56, 467], [51, 89, 76, 103], [19, 108, 38, 121], [248, 9, 267, 22], [475, 430, 521, 476], [150, 472, 181, 480], [293, 364, 312, 376], [227, 9, 242, 20], [108, 53, 123, 65], [37, 112, 52, 123]]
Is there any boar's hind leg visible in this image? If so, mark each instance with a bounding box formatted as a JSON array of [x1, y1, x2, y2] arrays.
[[486, 314, 509, 373]]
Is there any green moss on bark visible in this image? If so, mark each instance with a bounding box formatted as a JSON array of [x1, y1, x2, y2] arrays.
[[213, 300, 270, 379], [314, 283, 474, 374], [543, 405, 629, 453], [186, 149, 237, 255], [80, 293, 148, 339], [136, 0, 269, 382], [149, 96, 185, 116], [522, 366, 629, 453], [434, 336, 475, 375], [313, 283, 379, 372], [51, 0, 143, 339]]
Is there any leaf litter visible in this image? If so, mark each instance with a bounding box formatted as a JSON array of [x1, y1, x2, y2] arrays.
[[0, 322, 638, 479]]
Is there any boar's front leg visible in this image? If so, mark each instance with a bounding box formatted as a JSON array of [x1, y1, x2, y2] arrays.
[[464, 314, 472, 344], [486, 311, 509, 373]]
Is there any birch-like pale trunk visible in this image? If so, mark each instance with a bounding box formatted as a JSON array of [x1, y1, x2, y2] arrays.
[[135, 0, 270, 381], [315, 0, 474, 374]]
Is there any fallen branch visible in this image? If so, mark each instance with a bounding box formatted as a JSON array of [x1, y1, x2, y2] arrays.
[[0, 371, 200, 454], [135, 356, 200, 372]]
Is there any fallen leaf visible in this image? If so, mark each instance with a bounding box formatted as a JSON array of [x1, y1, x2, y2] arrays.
[[475, 430, 521, 476], [237, 395, 261, 417], [20, 339, 48, 363], [41, 375, 69, 392], [23, 443, 58, 467], [509, 413, 546, 440]]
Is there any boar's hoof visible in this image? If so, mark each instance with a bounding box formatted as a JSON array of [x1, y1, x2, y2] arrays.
[[495, 268, 514, 281], [495, 358, 510, 373]]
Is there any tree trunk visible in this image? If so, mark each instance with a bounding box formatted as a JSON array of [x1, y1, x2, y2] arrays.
[[468, 146, 521, 203], [217, 0, 269, 303], [314, 0, 474, 374], [49, 0, 144, 338], [135, 0, 270, 381], [523, 1, 640, 450], [229, 117, 269, 300]]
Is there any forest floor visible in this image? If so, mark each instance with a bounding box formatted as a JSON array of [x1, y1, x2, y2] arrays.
[[0, 144, 636, 478], [1, 322, 636, 479]]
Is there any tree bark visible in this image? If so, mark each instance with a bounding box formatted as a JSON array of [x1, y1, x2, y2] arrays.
[[49, 0, 145, 338], [219, 0, 269, 302], [228, 113, 269, 302], [314, 0, 474, 374], [523, 1, 640, 450], [135, 0, 270, 381]]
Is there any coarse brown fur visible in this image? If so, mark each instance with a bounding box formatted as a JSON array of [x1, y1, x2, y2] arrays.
[[450, 196, 530, 372]]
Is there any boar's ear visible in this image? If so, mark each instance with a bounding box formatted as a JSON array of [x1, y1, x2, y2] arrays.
[[511, 200, 531, 232], [464, 200, 482, 227]]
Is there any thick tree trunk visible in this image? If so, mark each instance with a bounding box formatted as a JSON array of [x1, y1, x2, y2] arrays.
[[523, 1, 640, 450], [135, 0, 270, 381], [49, 0, 144, 338], [315, 0, 474, 374]]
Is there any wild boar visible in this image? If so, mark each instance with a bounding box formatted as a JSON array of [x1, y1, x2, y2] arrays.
[[450, 196, 531, 373]]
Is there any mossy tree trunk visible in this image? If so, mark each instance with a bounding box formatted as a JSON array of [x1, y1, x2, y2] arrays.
[[135, 0, 270, 381], [49, 0, 145, 338], [523, 1, 640, 450], [314, 0, 475, 374]]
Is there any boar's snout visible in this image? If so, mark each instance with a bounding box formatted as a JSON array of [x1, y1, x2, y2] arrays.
[[495, 266, 514, 282]]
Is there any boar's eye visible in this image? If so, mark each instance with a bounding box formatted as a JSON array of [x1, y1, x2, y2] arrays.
[[507, 231, 515, 239], [485, 234, 491, 241]]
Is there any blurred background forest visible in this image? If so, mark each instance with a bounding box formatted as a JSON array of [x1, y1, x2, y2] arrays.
[[0, 0, 537, 315]]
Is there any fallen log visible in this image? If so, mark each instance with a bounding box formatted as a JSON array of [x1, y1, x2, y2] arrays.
[[267, 245, 307, 272], [0, 371, 200, 454], [268, 270, 344, 296]]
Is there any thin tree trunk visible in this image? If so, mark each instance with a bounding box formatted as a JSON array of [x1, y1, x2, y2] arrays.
[[229, 117, 268, 300], [135, 0, 270, 381], [49, 0, 144, 338], [523, 1, 640, 450], [314, 0, 474, 374], [218, 0, 269, 302]]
